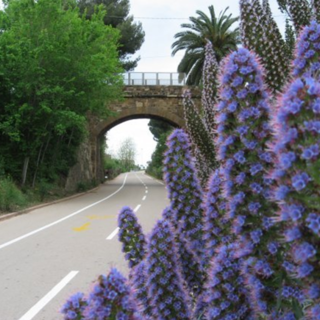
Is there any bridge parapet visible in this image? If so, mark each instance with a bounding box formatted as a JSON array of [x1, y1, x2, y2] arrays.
[[123, 72, 187, 86], [123, 85, 201, 98]]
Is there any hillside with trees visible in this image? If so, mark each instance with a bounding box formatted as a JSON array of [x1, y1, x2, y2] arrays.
[[0, 0, 125, 211]]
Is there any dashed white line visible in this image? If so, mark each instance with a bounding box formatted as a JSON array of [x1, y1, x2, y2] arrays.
[[142, 196, 146, 201], [134, 173, 147, 187], [106, 227, 120, 240], [18, 271, 79, 320], [134, 204, 141, 212], [0, 175, 129, 250], [145, 190, 148, 194]]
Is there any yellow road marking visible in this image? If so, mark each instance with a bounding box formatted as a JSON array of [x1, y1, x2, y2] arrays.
[[86, 215, 112, 220], [72, 222, 91, 232]]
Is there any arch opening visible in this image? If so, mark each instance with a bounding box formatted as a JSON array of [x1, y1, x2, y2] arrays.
[[104, 117, 175, 170]]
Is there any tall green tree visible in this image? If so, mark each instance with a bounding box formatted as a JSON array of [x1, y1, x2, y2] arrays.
[[171, 5, 239, 85], [148, 119, 173, 142], [0, 0, 123, 187], [77, 0, 145, 70], [146, 119, 173, 179]]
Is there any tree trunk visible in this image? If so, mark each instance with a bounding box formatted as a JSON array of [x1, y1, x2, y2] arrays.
[[22, 157, 30, 186]]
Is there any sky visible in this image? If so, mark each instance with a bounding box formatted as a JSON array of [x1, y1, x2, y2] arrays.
[[107, 0, 287, 166]]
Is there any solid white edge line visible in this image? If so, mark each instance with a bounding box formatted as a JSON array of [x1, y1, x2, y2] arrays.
[[142, 196, 146, 201], [0, 174, 129, 250], [134, 204, 141, 212], [18, 271, 79, 320], [106, 227, 119, 240]]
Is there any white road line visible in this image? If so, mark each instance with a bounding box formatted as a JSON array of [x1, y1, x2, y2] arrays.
[[145, 190, 148, 194], [0, 174, 129, 250], [143, 173, 164, 185], [142, 196, 146, 201], [134, 204, 141, 212], [18, 271, 79, 320], [106, 227, 119, 240], [134, 173, 146, 186]]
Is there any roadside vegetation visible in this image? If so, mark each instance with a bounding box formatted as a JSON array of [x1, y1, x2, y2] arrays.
[[61, 1, 320, 319], [146, 119, 173, 180], [0, 0, 144, 213]]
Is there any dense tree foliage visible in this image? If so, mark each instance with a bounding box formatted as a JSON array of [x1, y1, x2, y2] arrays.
[[171, 5, 239, 85], [146, 119, 173, 179], [147, 119, 172, 142], [77, 0, 145, 70], [0, 0, 123, 188]]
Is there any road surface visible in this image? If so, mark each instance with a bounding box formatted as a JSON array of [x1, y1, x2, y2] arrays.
[[0, 172, 169, 320]]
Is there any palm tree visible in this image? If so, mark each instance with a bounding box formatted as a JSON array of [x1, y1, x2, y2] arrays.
[[172, 6, 240, 85]]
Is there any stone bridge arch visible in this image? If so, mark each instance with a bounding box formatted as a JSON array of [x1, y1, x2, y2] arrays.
[[66, 85, 200, 191], [93, 85, 200, 136]]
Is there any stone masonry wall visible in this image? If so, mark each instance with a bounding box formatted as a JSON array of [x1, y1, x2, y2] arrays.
[[66, 85, 201, 191]]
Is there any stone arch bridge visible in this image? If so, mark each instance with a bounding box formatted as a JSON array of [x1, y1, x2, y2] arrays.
[[66, 74, 201, 190]]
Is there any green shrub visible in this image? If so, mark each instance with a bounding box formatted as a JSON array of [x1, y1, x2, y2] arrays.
[[0, 177, 27, 212]]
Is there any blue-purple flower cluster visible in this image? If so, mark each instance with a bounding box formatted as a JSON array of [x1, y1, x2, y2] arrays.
[[61, 292, 87, 320], [85, 268, 141, 320], [203, 168, 231, 264], [163, 129, 205, 260], [204, 242, 252, 319], [61, 269, 140, 320], [293, 20, 320, 77], [61, 20, 320, 320], [129, 261, 153, 319], [215, 47, 287, 317], [145, 219, 191, 320], [272, 74, 320, 317], [118, 206, 146, 269], [163, 207, 204, 297]]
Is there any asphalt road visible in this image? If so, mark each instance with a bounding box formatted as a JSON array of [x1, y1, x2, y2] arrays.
[[0, 172, 169, 320]]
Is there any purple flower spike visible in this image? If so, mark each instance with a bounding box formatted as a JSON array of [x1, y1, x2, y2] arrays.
[[85, 268, 141, 320], [273, 74, 320, 314], [61, 292, 87, 320], [293, 21, 320, 77], [118, 206, 146, 269], [240, 0, 289, 92], [183, 90, 217, 186], [215, 46, 293, 317], [203, 168, 232, 264], [204, 243, 252, 320], [163, 129, 205, 260], [145, 219, 191, 320], [202, 41, 219, 134], [129, 261, 153, 318]]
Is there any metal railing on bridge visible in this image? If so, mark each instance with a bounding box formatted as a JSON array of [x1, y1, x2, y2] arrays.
[[123, 72, 187, 86]]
